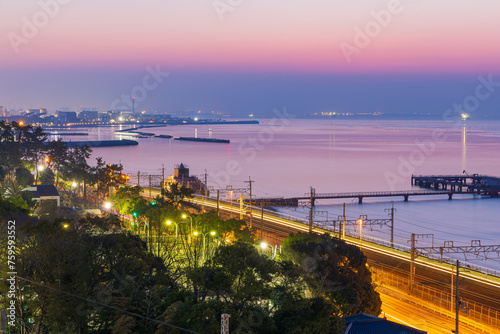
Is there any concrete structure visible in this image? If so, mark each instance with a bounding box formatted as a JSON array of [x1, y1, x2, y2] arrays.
[[22, 184, 60, 206], [165, 163, 207, 195]]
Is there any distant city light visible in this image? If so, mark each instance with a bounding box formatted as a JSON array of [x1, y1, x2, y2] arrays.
[[104, 202, 111, 209], [461, 113, 470, 120], [72, 182, 77, 188]]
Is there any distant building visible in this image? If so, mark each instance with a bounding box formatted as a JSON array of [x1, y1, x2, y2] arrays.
[[344, 313, 427, 334], [22, 184, 61, 207], [79, 110, 99, 122], [26, 108, 47, 115], [56, 111, 78, 123], [165, 163, 207, 195]]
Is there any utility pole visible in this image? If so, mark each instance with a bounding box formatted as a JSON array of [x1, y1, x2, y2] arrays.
[[1, 310, 6, 334], [240, 194, 244, 220], [451, 265, 454, 312], [137, 171, 140, 187], [309, 186, 315, 233], [453, 260, 460, 334], [204, 169, 208, 197], [385, 202, 395, 248], [161, 164, 165, 188], [221, 314, 230, 334], [216, 190, 220, 217], [149, 174, 152, 199], [83, 179, 87, 208], [261, 199, 264, 239], [202, 169, 208, 213], [244, 176, 254, 205], [410, 233, 416, 294], [342, 203, 346, 239]]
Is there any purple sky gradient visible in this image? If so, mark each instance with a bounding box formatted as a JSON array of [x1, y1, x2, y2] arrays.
[[1, 0, 500, 116]]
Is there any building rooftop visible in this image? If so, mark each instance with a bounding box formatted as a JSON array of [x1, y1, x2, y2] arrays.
[[344, 313, 427, 334], [24, 184, 60, 198]]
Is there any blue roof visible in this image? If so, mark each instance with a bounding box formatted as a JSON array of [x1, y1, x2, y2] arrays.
[[28, 185, 60, 197], [344, 313, 427, 334]]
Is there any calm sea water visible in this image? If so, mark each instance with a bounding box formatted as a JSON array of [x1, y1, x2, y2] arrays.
[[52, 118, 500, 270]]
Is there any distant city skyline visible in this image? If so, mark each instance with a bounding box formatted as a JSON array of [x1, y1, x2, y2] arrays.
[[1, 1, 500, 117]]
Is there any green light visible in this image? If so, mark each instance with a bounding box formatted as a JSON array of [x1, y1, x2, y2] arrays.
[[132, 211, 138, 218], [150, 201, 156, 206]]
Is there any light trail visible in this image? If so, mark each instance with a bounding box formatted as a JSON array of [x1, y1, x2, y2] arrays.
[[189, 196, 500, 290]]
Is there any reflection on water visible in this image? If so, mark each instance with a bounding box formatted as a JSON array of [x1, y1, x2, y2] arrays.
[[462, 123, 467, 171], [66, 119, 500, 268], [77, 119, 500, 197]]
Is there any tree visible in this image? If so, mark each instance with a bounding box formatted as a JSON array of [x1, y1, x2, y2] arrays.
[[12, 216, 175, 333], [46, 139, 69, 187], [39, 167, 56, 185], [15, 167, 34, 187], [0, 121, 49, 183], [113, 186, 145, 215], [159, 182, 195, 209], [280, 232, 382, 317], [94, 157, 125, 203], [0, 166, 5, 185]]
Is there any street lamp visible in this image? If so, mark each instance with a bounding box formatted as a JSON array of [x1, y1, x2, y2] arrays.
[[35, 164, 44, 185], [166, 220, 178, 239], [104, 202, 112, 210], [260, 241, 278, 258], [181, 213, 193, 234], [193, 230, 217, 261]]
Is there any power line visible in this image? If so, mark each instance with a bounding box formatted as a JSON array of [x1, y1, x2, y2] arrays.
[[7, 273, 199, 334]]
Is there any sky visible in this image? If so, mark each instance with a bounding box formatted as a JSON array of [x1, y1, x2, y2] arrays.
[[1, 0, 500, 117]]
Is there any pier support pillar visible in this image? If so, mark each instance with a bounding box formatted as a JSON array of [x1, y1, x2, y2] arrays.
[[404, 195, 409, 202], [448, 193, 453, 200], [358, 197, 363, 204]]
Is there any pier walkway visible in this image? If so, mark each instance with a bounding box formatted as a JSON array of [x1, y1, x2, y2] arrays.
[[252, 174, 500, 206]]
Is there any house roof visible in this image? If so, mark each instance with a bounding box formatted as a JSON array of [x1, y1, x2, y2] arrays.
[[35, 184, 60, 197], [24, 184, 60, 198], [344, 313, 427, 334]]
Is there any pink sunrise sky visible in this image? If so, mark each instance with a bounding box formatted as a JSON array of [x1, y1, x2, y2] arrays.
[[1, 0, 499, 73]]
